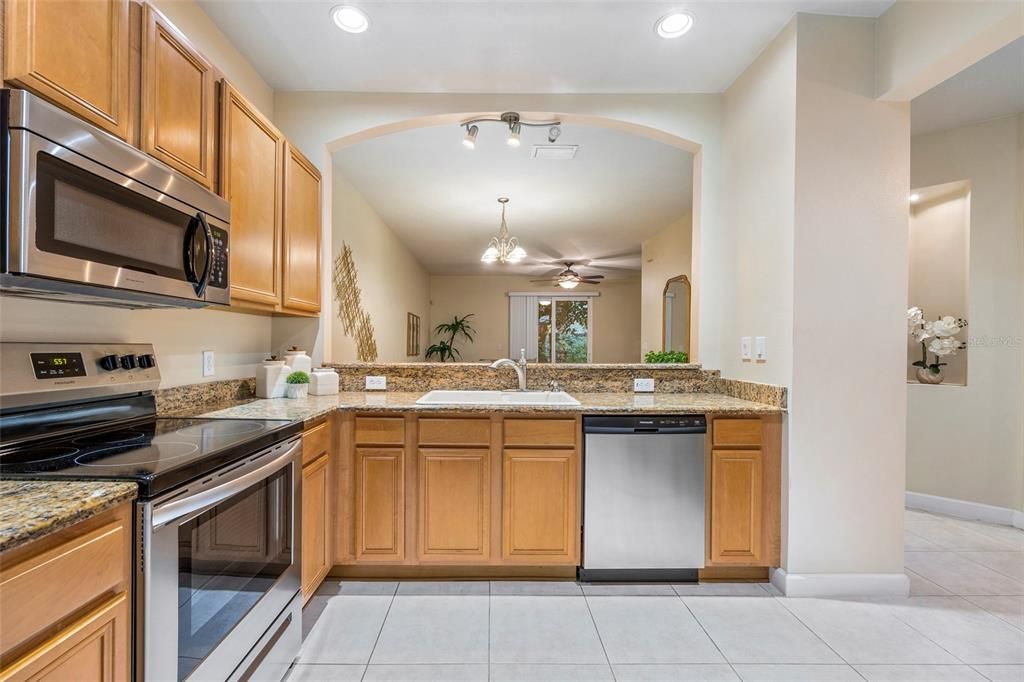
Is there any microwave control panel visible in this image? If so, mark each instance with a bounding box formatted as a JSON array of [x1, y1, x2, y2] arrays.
[[209, 226, 229, 290]]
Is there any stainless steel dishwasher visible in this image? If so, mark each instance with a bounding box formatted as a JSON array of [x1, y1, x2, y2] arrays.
[[580, 415, 706, 582]]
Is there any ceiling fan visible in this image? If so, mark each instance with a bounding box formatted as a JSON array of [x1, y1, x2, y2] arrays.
[[531, 262, 605, 289]]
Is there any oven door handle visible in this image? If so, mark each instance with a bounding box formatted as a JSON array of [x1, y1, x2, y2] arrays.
[[152, 440, 299, 529]]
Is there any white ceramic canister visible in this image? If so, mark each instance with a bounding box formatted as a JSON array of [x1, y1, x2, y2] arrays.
[[309, 367, 339, 395], [256, 358, 291, 398], [283, 347, 312, 374]]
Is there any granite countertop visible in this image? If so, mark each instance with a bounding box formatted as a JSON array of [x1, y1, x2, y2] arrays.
[[0, 480, 138, 554], [195, 391, 783, 422]]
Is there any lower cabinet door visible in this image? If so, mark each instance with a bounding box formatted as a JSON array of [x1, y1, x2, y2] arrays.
[[301, 453, 330, 601], [355, 448, 405, 562], [1, 593, 129, 682], [502, 449, 578, 564], [709, 449, 764, 564], [418, 448, 489, 562]]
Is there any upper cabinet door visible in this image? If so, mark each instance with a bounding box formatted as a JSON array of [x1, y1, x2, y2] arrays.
[[219, 82, 284, 309], [141, 4, 216, 188], [4, 0, 131, 140], [282, 143, 322, 314]]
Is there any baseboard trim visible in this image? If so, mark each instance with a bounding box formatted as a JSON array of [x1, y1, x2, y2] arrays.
[[906, 491, 1024, 529], [770, 568, 910, 598]]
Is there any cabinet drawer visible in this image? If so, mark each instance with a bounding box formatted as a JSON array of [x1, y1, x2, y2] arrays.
[[713, 419, 762, 447], [355, 417, 405, 445], [504, 419, 577, 448], [419, 418, 490, 447], [302, 420, 330, 465], [0, 516, 128, 657]]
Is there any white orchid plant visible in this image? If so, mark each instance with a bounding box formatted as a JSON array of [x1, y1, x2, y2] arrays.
[[907, 307, 968, 375]]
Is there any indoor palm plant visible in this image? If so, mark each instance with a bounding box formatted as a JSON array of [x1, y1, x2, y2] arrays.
[[426, 314, 476, 362], [907, 307, 967, 384]]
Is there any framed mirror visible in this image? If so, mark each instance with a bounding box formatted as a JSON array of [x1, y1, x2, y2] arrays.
[[662, 275, 691, 354]]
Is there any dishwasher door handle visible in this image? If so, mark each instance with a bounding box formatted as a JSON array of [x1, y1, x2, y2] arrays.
[[583, 426, 707, 435]]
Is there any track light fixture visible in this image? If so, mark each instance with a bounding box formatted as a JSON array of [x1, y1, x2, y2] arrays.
[[460, 112, 562, 150]]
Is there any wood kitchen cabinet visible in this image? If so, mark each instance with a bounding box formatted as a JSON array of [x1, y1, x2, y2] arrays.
[[355, 447, 405, 562], [219, 81, 285, 309], [3, 0, 132, 141], [140, 3, 217, 188], [281, 143, 323, 315], [418, 448, 490, 562], [0, 503, 132, 681], [301, 419, 332, 601], [502, 448, 578, 563], [706, 416, 781, 567]]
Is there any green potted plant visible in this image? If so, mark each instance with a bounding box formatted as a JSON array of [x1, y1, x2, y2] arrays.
[[426, 314, 476, 362], [644, 350, 689, 363], [285, 370, 310, 399]]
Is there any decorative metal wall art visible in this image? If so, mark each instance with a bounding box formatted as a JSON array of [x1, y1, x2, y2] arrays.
[[333, 243, 378, 362]]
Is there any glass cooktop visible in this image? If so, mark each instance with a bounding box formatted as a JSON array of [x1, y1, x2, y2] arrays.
[[0, 417, 302, 497]]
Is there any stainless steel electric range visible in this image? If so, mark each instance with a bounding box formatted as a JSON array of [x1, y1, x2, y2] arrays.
[[0, 342, 303, 682]]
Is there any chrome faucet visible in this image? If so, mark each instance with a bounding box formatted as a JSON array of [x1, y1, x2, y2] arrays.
[[489, 349, 528, 391]]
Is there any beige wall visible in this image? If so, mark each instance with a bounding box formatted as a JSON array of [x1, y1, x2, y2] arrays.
[[428, 275, 641, 363], [908, 184, 970, 384], [719, 20, 796, 388], [641, 214, 692, 357], [908, 115, 1024, 512], [331, 172, 430, 363], [152, 0, 275, 116]]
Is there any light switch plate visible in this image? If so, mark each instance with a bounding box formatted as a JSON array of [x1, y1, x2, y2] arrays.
[[202, 350, 215, 377], [365, 375, 387, 391], [741, 337, 752, 361], [755, 336, 767, 361], [634, 377, 655, 393]]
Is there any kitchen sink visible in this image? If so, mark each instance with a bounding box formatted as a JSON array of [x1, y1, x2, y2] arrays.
[[415, 390, 581, 406]]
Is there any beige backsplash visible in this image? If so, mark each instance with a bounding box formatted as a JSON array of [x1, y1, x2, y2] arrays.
[[156, 363, 787, 415]]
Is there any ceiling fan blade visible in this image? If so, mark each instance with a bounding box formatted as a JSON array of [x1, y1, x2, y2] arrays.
[[583, 274, 605, 279], [530, 278, 556, 283]]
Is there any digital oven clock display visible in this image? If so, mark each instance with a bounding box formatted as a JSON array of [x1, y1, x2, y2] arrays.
[[31, 352, 87, 379]]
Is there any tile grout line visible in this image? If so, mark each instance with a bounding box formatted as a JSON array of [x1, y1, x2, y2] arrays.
[[360, 585, 399, 682], [953, 550, 1024, 585], [961, 595, 1024, 631], [875, 595, 975, 667], [677, 594, 744, 682], [581, 593, 618, 682], [770, 596, 868, 681]]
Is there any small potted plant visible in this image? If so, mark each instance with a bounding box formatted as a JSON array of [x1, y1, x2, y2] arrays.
[[907, 307, 968, 384], [285, 371, 310, 399]]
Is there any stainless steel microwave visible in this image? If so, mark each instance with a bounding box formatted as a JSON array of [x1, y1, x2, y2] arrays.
[[1, 89, 230, 308]]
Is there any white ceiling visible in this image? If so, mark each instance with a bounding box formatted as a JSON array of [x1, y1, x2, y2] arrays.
[[333, 122, 693, 275], [911, 38, 1024, 136], [198, 0, 891, 93]]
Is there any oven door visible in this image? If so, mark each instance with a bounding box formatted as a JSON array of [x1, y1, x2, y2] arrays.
[[140, 438, 301, 682], [5, 127, 230, 307]]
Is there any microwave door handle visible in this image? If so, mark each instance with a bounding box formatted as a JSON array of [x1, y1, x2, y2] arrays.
[[151, 440, 299, 529], [182, 214, 200, 289], [194, 212, 213, 297]]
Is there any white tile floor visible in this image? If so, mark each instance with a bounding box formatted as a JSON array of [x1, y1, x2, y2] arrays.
[[289, 511, 1024, 681]]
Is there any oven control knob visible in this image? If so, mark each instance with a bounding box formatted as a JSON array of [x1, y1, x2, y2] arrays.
[[99, 354, 120, 371], [138, 354, 156, 369], [120, 354, 137, 370]]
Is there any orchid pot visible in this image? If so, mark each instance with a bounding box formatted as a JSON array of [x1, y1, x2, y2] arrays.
[[907, 308, 967, 385]]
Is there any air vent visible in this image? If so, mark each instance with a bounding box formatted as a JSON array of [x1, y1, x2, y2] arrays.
[[532, 145, 579, 160]]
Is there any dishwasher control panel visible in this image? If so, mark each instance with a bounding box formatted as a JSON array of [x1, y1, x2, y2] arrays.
[[583, 414, 707, 433]]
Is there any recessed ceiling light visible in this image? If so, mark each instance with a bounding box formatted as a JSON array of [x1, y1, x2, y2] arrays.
[[909, 193, 921, 203], [331, 5, 369, 33], [655, 11, 694, 39]]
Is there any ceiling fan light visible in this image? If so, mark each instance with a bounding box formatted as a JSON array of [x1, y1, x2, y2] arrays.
[[481, 246, 499, 263], [462, 124, 478, 149], [508, 246, 527, 261], [558, 280, 579, 289]]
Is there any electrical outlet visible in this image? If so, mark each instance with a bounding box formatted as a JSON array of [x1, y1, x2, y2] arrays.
[[365, 375, 387, 391], [741, 337, 752, 361], [755, 336, 767, 361], [202, 350, 215, 377], [633, 377, 655, 393]]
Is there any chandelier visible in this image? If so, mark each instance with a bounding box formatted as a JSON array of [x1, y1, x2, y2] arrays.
[[481, 197, 526, 264]]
